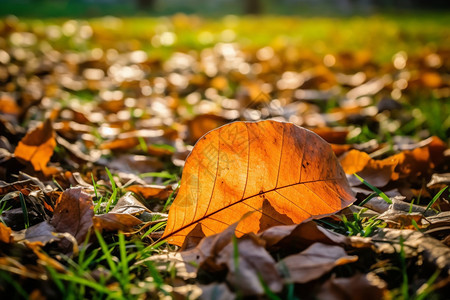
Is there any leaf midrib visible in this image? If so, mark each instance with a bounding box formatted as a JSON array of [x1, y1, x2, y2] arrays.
[[161, 175, 345, 240]]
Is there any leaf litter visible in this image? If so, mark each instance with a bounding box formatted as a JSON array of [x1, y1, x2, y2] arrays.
[[0, 15, 449, 299]]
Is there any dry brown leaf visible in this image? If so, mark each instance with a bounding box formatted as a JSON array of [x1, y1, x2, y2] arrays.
[[14, 119, 57, 175], [373, 228, 450, 272], [259, 221, 349, 251], [317, 273, 387, 300], [93, 213, 142, 232], [50, 187, 94, 248], [277, 243, 358, 283], [108, 154, 163, 174], [216, 235, 283, 296], [163, 120, 354, 246], [427, 173, 450, 189], [12, 221, 59, 245], [0, 179, 43, 196], [180, 222, 239, 270], [110, 192, 150, 215]]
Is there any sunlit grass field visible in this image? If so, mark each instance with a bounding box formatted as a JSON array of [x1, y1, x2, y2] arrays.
[[13, 13, 450, 63]]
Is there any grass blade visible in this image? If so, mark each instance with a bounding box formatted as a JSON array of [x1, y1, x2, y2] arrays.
[[18, 192, 29, 228], [354, 173, 392, 204], [424, 186, 448, 214]]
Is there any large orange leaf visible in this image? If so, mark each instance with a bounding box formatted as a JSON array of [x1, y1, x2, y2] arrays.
[[163, 120, 354, 246]]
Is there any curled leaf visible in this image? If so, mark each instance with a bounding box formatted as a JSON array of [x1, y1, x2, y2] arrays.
[[278, 243, 358, 284]]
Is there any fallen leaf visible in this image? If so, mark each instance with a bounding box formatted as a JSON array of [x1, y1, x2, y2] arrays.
[[199, 283, 235, 300], [362, 196, 390, 213], [317, 273, 387, 300], [427, 173, 450, 189], [0, 222, 12, 243], [163, 120, 354, 246], [187, 114, 229, 144], [107, 154, 163, 175], [312, 127, 348, 144], [340, 149, 396, 187], [0, 94, 20, 116], [341, 137, 447, 187], [180, 222, 240, 270], [277, 243, 358, 283], [50, 187, 94, 249], [12, 221, 59, 245], [373, 228, 450, 272], [142, 251, 197, 280], [259, 221, 349, 251], [216, 235, 283, 296], [126, 184, 173, 201], [110, 192, 150, 215], [93, 213, 142, 232], [14, 119, 57, 175], [0, 179, 43, 196]]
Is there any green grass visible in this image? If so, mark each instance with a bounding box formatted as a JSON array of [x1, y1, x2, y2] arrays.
[[4, 13, 448, 65]]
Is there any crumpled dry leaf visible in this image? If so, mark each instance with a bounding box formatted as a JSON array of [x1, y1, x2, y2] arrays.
[[164, 120, 354, 246], [12, 221, 59, 245], [93, 213, 143, 232], [216, 235, 283, 296], [376, 196, 437, 229], [258, 221, 370, 253], [14, 119, 58, 175], [50, 187, 94, 250], [277, 242, 358, 284], [362, 196, 390, 213], [109, 192, 150, 215], [140, 251, 197, 281], [180, 222, 239, 269], [316, 273, 387, 300], [427, 173, 450, 189], [340, 149, 396, 187], [341, 136, 447, 187], [373, 228, 450, 273]]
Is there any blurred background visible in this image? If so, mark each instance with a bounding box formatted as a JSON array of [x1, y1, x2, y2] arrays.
[[0, 0, 449, 152], [1, 0, 450, 17]]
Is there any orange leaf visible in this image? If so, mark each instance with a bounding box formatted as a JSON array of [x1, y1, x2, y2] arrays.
[[0, 223, 12, 244], [340, 136, 447, 187], [14, 119, 56, 173], [126, 184, 173, 201], [163, 120, 354, 246], [340, 150, 397, 187]]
